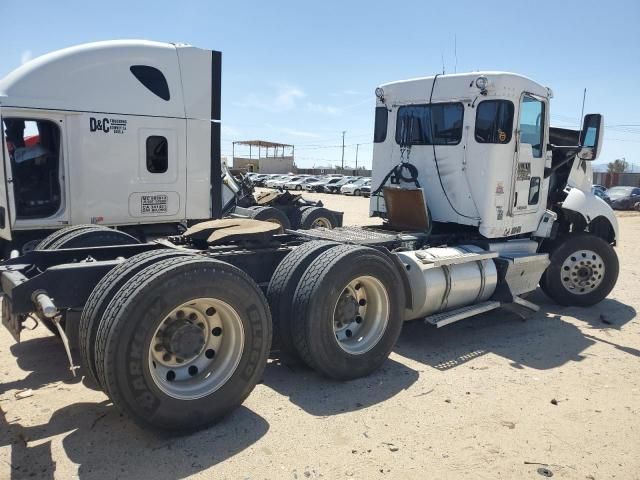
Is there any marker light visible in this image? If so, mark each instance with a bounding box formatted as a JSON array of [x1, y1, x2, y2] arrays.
[[475, 76, 488, 91], [375, 87, 384, 99]]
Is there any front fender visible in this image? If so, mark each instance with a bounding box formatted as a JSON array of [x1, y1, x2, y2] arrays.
[[562, 188, 619, 242]]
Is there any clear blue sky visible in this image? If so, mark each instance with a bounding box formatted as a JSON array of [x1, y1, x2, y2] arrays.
[[1, 0, 639, 169]]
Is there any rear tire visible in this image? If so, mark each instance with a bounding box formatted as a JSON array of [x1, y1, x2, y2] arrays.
[[267, 241, 338, 357], [540, 233, 618, 306], [300, 207, 336, 229], [249, 206, 292, 231], [80, 249, 195, 390], [49, 227, 139, 249], [94, 256, 271, 432], [34, 225, 121, 337], [35, 225, 108, 250], [291, 245, 404, 380]]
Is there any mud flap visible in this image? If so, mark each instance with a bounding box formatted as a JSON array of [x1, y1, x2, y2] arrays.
[[1, 294, 23, 342]]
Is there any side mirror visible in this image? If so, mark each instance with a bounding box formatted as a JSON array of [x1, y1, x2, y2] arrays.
[[578, 113, 604, 161]]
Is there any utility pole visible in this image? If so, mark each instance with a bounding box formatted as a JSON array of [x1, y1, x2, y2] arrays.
[[355, 143, 359, 170], [341, 130, 346, 170]]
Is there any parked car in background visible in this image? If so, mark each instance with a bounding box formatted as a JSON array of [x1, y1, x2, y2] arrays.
[[341, 178, 371, 196], [592, 186, 611, 205], [304, 177, 331, 192], [325, 176, 357, 194], [285, 176, 321, 190], [593, 184, 607, 193], [360, 184, 371, 197], [265, 175, 293, 188], [313, 177, 343, 193], [607, 186, 640, 210], [249, 174, 270, 186]]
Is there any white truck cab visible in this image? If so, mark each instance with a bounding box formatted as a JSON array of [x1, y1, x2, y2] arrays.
[[0, 40, 222, 251], [370, 72, 617, 244]]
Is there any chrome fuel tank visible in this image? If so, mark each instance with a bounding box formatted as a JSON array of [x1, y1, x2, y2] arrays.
[[397, 245, 498, 321]]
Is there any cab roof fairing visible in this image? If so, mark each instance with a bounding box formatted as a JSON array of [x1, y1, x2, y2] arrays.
[[0, 40, 212, 120], [375, 71, 550, 106]]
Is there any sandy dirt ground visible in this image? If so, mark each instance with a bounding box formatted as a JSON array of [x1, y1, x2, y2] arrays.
[[1, 192, 639, 480]]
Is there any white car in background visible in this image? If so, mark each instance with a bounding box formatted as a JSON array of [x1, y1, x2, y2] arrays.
[[304, 177, 332, 192], [265, 175, 292, 188], [271, 175, 302, 189], [340, 178, 371, 196], [285, 176, 321, 190]]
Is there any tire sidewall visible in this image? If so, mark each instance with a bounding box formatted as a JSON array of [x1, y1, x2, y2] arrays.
[[267, 241, 338, 355], [301, 207, 335, 229], [106, 262, 270, 430], [299, 250, 404, 379], [543, 234, 619, 307]]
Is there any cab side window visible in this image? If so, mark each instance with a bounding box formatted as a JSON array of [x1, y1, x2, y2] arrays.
[[374, 106, 388, 143], [475, 100, 514, 144], [3, 118, 62, 219], [519, 95, 545, 158], [146, 136, 168, 173]]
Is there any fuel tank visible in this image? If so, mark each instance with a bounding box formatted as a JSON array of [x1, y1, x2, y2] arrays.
[[396, 245, 498, 321]]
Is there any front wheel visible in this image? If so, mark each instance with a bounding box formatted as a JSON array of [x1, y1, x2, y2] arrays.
[[540, 233, 619, 307]]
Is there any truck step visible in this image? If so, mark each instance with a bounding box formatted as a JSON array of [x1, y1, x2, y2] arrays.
[[414, 250, 498, 268], [424, 300, 501, 328]]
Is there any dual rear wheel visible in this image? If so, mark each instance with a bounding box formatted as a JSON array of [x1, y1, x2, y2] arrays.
[[268, 242, 405, 380], [80, 252, 271, 431]]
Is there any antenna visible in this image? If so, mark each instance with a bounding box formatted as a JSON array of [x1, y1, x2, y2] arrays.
[[454, 34, 457, 73], [579, 88, 587, 124], [441, 52, 445, 74]]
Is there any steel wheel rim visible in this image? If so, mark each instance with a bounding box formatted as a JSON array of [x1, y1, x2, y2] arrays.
[[560, 249, 605, 295], [148, 298, 245, 400], [332, 275, 389, 355], [311, 217, 332, 228]]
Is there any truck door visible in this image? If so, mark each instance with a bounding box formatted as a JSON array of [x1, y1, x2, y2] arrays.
[[511, 94, 547, 216], [0, 108, 13, 240]]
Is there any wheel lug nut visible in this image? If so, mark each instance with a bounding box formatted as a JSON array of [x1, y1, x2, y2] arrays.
[[163, 353, 171, 362], [189, 313, 198, 321], [359, 299, 366, 306], [154, 344, 164, 352], [355, 316, 363, 324], [177, 310, 185, 319]]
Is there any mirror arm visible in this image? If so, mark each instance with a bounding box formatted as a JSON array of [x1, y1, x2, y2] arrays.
[[544, 144, 581, 178]]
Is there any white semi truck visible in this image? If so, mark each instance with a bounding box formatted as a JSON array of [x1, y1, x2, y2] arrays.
[[0, 41, 619, 433], [0, 40, 341, 255]]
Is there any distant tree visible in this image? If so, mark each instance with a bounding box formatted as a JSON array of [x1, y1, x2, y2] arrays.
[[607, 158, 629, 173]]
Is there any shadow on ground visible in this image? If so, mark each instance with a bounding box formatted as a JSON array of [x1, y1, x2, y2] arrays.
[[1, 289, 636, 478], [262, 357, 418, 416], [1, 399, 268, 479], [394, 290, 637, 371], [0, 336, 82, 396], [1, 333, 269, 479]]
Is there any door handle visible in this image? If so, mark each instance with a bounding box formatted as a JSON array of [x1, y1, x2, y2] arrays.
[[513, 192, 518, 207]]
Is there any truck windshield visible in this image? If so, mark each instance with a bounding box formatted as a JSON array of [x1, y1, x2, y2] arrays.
[[475, 100, 514, 144]]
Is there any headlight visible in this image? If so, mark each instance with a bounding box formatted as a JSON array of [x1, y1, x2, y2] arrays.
[[375, 87, 384, 99], [475, 76, 488, 91]]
